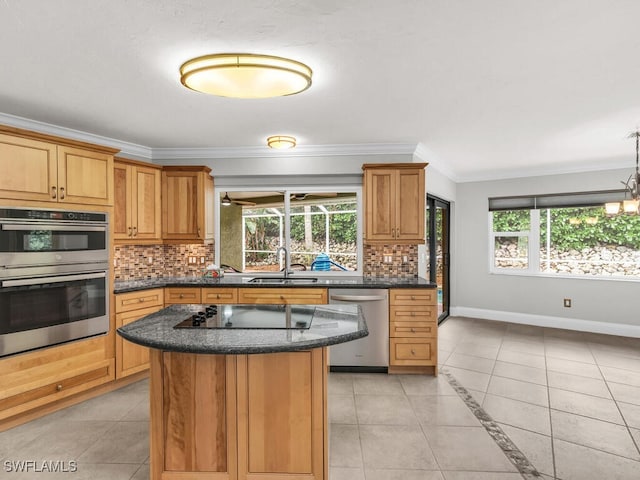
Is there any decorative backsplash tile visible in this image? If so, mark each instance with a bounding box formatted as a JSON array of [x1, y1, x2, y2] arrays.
[[115, 242, 417, 280], [363, 244, 418, 278], [114, 244, 215, 281]]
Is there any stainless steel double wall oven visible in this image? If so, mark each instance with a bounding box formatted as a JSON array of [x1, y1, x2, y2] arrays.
[[0, 207, 109, 357]]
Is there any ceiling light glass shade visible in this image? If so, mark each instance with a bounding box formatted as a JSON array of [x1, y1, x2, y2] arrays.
[[221, 192, 232, 206], [605, 202, 621, 215], [267, 135, 297, 149], [180, 53, 312, 98], [623, 198, 639, 214]]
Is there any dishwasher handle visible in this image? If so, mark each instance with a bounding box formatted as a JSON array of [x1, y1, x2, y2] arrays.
[[330, 294, 387, 302]]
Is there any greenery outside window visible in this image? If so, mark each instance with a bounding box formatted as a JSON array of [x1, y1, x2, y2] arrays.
[[489, 191, 640, 279], [216, 189, 361, 274]]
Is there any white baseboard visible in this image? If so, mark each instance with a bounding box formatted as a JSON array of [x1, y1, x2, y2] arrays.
[[449, 307, 640, 338]]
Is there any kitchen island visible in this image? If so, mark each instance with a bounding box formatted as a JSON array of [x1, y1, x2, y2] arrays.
[[118, 303, 367, 480]]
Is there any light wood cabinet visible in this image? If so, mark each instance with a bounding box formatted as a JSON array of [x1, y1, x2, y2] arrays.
[[362, 163, 427, 243], [115, 289, 164, 379], [0, 128, 116, 206], [0, 336, 114, 421], [165, 287, 202, 304], [114, 158, 162, 243], [162, 166, 214, 244], [388, 288, 437, 375], [150, 348, 327, 480], [202, 288, 239, 304], [237, 288, 328, 305]]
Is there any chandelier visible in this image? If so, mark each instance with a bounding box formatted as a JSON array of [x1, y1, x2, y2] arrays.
[[605, 131, 640, 215]]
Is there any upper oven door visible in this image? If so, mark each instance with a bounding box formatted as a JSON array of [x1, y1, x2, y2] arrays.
[[0, 221, 108, 267]]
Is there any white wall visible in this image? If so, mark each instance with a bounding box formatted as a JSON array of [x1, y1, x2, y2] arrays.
[[453, 167, 640, 337]]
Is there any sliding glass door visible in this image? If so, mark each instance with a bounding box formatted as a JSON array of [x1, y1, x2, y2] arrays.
[[426, 195, 450, 322]]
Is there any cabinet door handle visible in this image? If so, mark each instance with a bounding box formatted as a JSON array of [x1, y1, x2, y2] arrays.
[[410, 349, 416, 355], [392, 228, 395, 238], [56, 384, 63, 391], [51, 186, 57, 199], [132, 226, 137, 237], [411, 328, 416, 333], [128, 227, 133, 237], [411, 312, 415, 317], [198, 227, 202, 236], [59, 187, 65, 199], [216, 294, 221, 299], [179, 294, 184, 299]]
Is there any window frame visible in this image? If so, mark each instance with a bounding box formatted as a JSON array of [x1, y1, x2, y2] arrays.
[[489, 198, 640, 282], [214, 185, 363, 276]]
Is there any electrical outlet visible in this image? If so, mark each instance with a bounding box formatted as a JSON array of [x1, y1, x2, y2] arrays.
[[147, 257, 153, 265], [200, 256, 205, 264], [564, 298, 572, 308], [402, 255, 408, 263]]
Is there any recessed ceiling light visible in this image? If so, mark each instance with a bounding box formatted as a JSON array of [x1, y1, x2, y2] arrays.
[[267, 135, 297, 149], [180, 53, 312, 98]]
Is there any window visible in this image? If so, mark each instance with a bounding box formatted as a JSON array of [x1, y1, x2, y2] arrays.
[[217, 189, 361, 274], [489, 191, 640, 278]]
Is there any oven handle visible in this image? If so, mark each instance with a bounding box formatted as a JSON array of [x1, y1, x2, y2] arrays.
[[1, 272, 106, 287], [1, 224, 107, 232]]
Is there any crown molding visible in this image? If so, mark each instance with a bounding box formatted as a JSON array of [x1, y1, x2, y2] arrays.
[[152, 143, 417, 160], [413, 142, 460, 181], [0, 112, 152, 159]]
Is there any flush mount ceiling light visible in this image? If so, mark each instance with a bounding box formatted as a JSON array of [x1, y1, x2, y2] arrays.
[[267, 135, 297, 149], [605, 131, 640, 216], [179, 53, 312, 98]]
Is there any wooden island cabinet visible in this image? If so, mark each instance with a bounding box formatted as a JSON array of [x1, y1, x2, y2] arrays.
[[119, 303, 367, 480]]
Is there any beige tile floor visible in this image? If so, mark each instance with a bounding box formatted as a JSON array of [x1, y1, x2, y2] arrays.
[[1, 316, 639, 479], [440, 316, 640, 480]]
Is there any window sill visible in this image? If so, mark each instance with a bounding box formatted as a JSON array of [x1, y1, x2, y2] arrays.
[[489, 270, 640, 283]]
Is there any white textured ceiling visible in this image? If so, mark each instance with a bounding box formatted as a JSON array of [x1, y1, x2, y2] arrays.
[[1, 0, 640, 181]]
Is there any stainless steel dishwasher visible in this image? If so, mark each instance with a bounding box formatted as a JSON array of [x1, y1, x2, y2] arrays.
[[328, 288, 389, 372]]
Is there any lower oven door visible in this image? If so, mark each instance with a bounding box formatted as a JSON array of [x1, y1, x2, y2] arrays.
[[0, 271, 109, 357]]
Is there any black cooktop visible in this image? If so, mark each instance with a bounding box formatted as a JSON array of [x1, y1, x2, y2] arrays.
[[173, 304, 314, 330]]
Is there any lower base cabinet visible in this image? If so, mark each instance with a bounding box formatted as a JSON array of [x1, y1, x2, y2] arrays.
[[115, 288, 164, 379], [0, 336, 114, 422], [150, 348, 327, 480], [388, 288, 438, 375]]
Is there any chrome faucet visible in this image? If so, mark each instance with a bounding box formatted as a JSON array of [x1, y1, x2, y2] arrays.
[[276, 246, 291, 278]]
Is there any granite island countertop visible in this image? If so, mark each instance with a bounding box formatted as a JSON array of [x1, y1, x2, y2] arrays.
[[117, 303, 368, 354], [114, 275, 436, 294]]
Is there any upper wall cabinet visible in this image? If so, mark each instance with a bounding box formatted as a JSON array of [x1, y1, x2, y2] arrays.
[[161, 166, 214, 244], [362, 163, 427, 244], [114, 158, 162, 244], [0, 127, 117, 206]]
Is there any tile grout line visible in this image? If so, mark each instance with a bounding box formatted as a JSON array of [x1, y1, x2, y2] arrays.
[[542, 333, 559, 480], [586, 339, 640, 459], [440, 366, 543, 480]]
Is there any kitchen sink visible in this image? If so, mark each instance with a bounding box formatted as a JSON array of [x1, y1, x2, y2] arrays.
[[247, 277, 318, 284]]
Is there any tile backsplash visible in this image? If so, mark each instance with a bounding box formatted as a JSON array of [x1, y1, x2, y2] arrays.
[[114, 244, 215, 281], [363, 244, 418, 278], [115, 242, 417, 280]]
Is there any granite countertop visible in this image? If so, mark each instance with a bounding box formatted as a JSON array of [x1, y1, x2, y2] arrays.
[[114, 275, 436, 294], [117, 303, 368, 354]]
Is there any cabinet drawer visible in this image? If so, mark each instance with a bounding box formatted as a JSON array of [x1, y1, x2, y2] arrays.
[[201, 288, 238, 304], [390, 338, 436, 366], [390, 321, 437, 338], [390, 305, 437, 322], [0, 362, 113, 414], [237, 288, 327, 305], [115, 288, 164, 313], [390, 289, 436, 306], [165, 287, 201, 304]]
